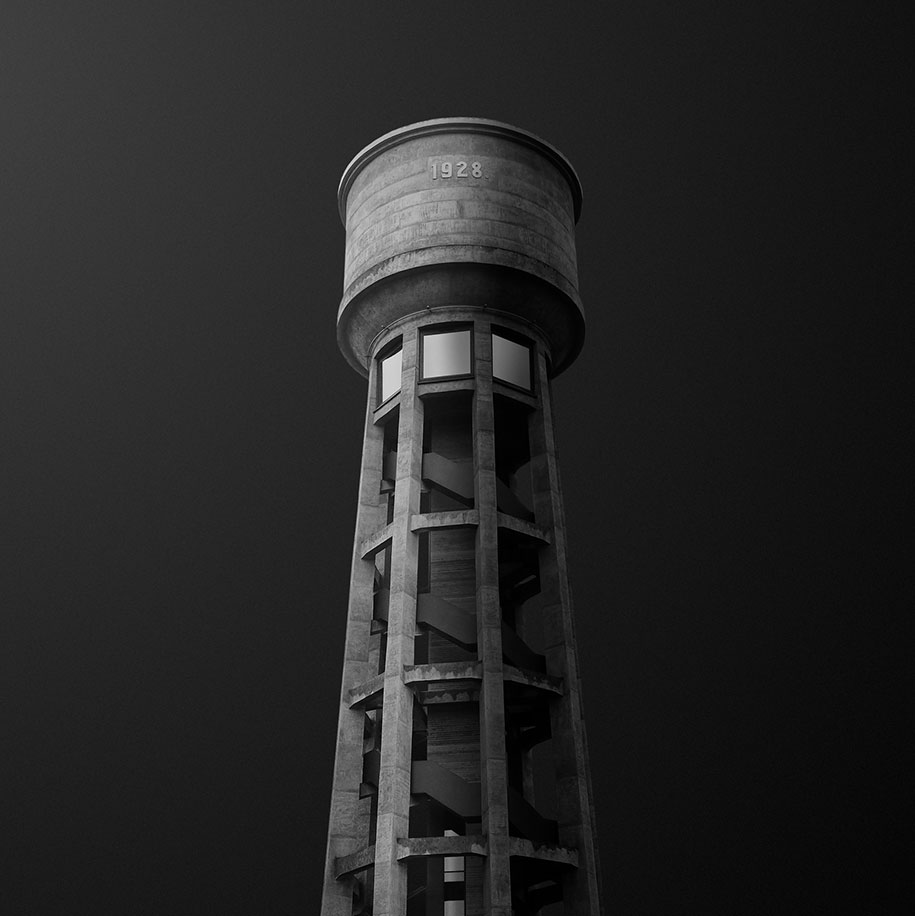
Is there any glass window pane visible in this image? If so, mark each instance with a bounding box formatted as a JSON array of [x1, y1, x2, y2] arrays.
[[423, 330, 471, 379], [443, 902, 465, 916], [492, 333, 531, 390], [380, 348, 402, 402]]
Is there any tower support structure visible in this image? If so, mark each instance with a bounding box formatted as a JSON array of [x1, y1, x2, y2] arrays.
[[322, 119, 602, 916]]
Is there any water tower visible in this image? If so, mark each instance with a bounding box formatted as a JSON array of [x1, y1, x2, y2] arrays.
[[322, 118, 602, 916]]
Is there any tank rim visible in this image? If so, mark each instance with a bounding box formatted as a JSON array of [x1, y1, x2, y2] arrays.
[[337, 117, 583, 225]]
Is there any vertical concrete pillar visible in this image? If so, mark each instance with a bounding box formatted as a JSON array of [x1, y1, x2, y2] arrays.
[[530, 349, 604, 914], [372, 328, 422, 916], [472, 320, 513, 915], [322, 358, 386, 915]]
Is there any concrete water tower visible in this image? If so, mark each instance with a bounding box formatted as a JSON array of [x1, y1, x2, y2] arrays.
[[321, 118, 602, 916]]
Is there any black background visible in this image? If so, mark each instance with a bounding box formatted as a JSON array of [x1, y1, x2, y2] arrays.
[[1, 2, 907, 913]]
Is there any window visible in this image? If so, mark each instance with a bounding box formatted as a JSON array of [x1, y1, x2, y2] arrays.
[[444, 853, 464, 883], [492, 331, 533, 391], [443, 829, 465, 914], [421, 328, 472, 380], [379, 343, 402, 403]]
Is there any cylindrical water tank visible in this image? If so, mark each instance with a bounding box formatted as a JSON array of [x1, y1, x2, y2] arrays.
[[336, 118, 585, 376]]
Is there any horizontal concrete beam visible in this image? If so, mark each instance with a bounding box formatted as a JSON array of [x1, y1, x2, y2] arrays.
[[347, 672, 385, 709], [496, 512, 551, 544], [359, 522, 393, 559], [403, 661, 483, 685], [410, 509, 479, 531], [373, 394, 400, 424], [334, 843, 376, 879], [396, 834, 488, 861], [491, 380, 538, 408], [416, 377, 476, 398], [503, 664, 564, 697], [420, 688, 481, 705], [508, 837, 579, 868]]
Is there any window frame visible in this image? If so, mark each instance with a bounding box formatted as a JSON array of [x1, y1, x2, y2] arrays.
[[419, 325, 474, 383], [491, 326, 535, 393], [377, 338, 403, 405]]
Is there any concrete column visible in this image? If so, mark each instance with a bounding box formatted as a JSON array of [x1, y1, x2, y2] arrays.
[[473, 321, 513, 915], [372, 327, 423, 916], [322, 358, 387, 915], [530, 349, 604, 914]]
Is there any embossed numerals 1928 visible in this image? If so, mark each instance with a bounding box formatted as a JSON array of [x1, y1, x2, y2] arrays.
[[431, 160, 485, 180]]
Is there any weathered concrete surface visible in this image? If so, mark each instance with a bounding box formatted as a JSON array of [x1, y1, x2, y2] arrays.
[[337, 119, 585, 377], [397, 834, 488, 859], [358, 522, 393, 559], [409, 508, 479, 531], [507, 836, 579, 867], [345, 672, 385, 710], [501, 663, 564, 696], [403, 661, 482, 684], [334, 843, 376, 880]]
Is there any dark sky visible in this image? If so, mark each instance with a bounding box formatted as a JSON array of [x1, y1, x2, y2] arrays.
[[1, 3, 905, 914]]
